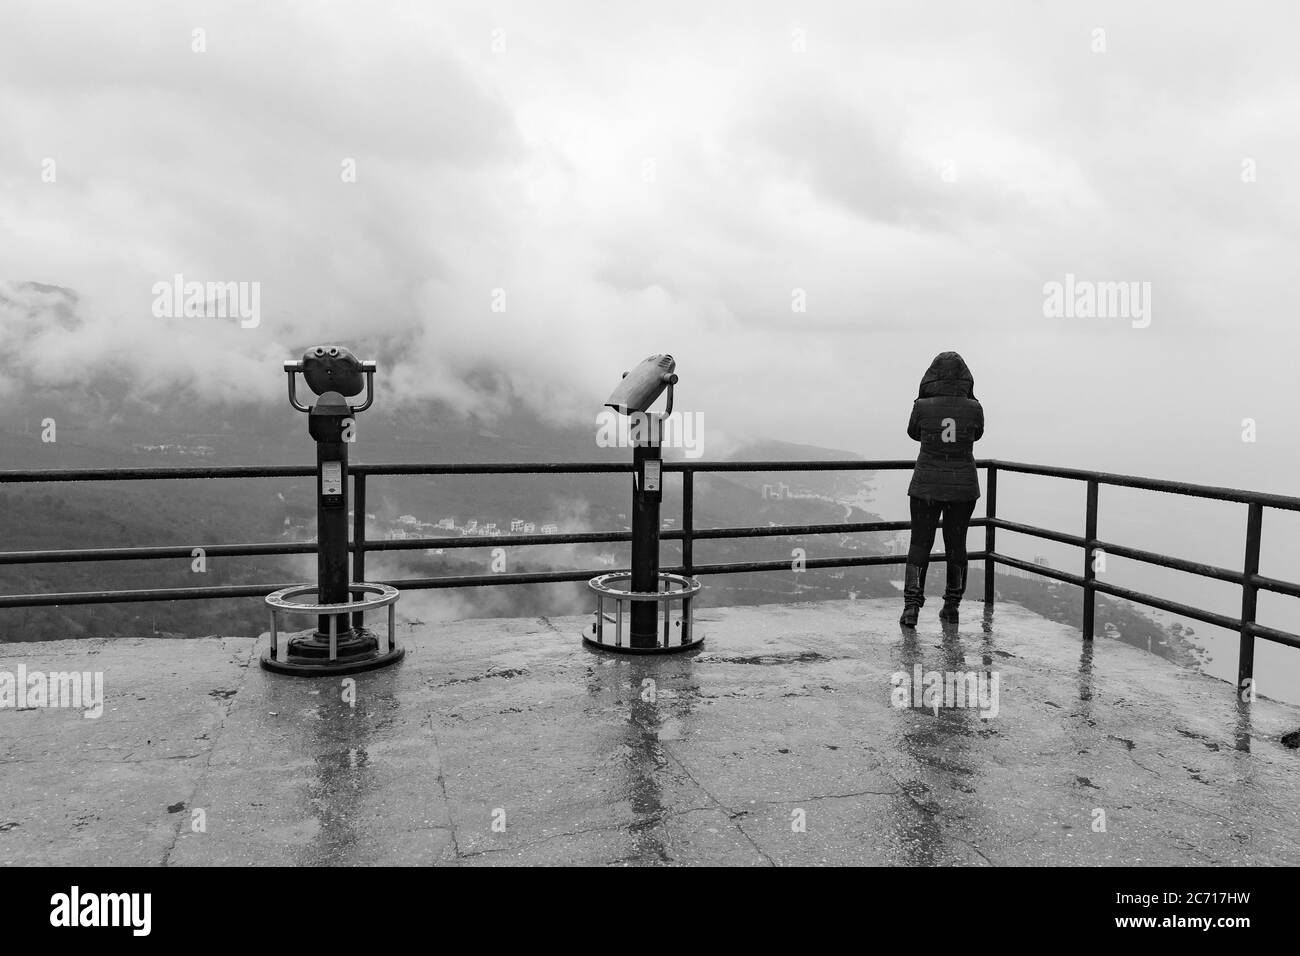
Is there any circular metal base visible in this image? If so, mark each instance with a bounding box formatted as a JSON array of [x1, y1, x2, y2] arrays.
[[263, 584, 402, 677], [585, 571, 702, 656], [261, 644, 404, 677], [582, 633, 704, 655]]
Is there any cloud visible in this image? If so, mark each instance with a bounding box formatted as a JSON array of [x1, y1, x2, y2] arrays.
[[1, 0, 1298, 479]]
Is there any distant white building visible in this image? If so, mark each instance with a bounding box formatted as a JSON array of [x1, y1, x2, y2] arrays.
[[397, 514, 419, 525], [465, 519, 478, 532], [541, 523, 559, 534], [437, 518, 455, 530], [483, 523, 498, 534], [510, 519, 525, 533], [523, 522, 536, 533]]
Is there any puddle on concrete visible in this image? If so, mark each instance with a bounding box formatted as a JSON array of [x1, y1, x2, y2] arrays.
[[703, 651, 832, 666], [432, 666, 530, 687]]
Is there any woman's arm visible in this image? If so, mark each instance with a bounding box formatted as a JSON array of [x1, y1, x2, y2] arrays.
[[907, 402, 922, 441]]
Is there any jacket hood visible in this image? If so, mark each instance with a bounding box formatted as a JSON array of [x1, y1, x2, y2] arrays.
[[918, 351, 975, 399]]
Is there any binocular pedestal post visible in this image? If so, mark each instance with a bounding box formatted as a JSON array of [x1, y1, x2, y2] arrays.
[[581, 421, 702, 655], [315, 422, 351, 640], [261, 348, 404, 676], [630, 441, 663, 649]]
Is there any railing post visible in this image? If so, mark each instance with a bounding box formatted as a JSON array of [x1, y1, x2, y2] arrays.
[[1238, 502, 1263, 697], [983, 465, 997, 604], [682, 469, 695, 646], [682, 469, 694, 577], [1082, 478, 1099, 640], [352, 472, 366, 630]]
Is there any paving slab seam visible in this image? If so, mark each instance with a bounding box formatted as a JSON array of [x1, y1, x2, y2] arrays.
[[423, 711, 461, 863], [160, 639, 257, 866], [658, 743, 778, 866]]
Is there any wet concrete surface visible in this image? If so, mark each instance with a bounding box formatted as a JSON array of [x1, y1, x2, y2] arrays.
[[2, 599, 1299, 866]]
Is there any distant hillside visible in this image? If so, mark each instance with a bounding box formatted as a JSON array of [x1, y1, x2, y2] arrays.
[[720, 439, 878, 511], [727, 439, 865, 462]]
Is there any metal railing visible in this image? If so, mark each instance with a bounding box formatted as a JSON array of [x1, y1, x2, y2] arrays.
[[1, 459, 1297, 690], [981, 461, 1300, 693]]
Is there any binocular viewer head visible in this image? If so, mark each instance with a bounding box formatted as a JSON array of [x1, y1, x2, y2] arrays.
[[285, 345, 376, 414], [605, 354, 678, 415]]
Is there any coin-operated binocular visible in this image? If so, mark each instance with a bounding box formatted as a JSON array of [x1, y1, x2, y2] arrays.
[[261, 346, 403, 676], [584, 354, 703, 654]]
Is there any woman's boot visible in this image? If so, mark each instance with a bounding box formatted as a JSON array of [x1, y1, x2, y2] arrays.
[[899, 563, 927, 626], [939, 563, 967, 621]]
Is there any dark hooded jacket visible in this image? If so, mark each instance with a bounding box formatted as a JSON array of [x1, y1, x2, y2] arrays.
[[907, 352, 983, 500]]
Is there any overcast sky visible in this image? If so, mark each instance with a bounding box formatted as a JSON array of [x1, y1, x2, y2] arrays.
[[2, 0, 1298, 492]]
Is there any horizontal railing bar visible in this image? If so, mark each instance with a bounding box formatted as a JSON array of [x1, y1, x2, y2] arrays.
[[667, 460, 914, 472], [0, 462, 640, 484], [1095, 540, 1244, 585], [692, 518, 986, 540], [0, 582, 298, 608], [371, 553, 962, 590], [1090, 579, 1243, 632], [0, 541, 317, 565], [367, 530, 643, 552], [992, 552, 1087, 587], [0, 553, 976, 608], [0, 519, 987, 565], [378, 568, 605, 590], [351, 462, 634, 476], [5, 460, 1296, 514], [0, 459, 919, 483], [990, 520, 1245, 585], [679, 552, 987, 576], [1245, 622, 1300, 650], [986, 460, 1300, 512], [989, 519, 1088, 548], [0, 466, 315, 482], [993, 552, 1246, 633], [1252, 573, 1300, 600], [1000, 553, 1300, 647]]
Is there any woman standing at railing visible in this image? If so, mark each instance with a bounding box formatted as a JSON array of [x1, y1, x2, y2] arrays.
[[900, 351, 984, 626]]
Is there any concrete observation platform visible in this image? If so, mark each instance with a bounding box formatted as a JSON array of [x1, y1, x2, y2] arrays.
[[2, 599, 1299, 866]]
